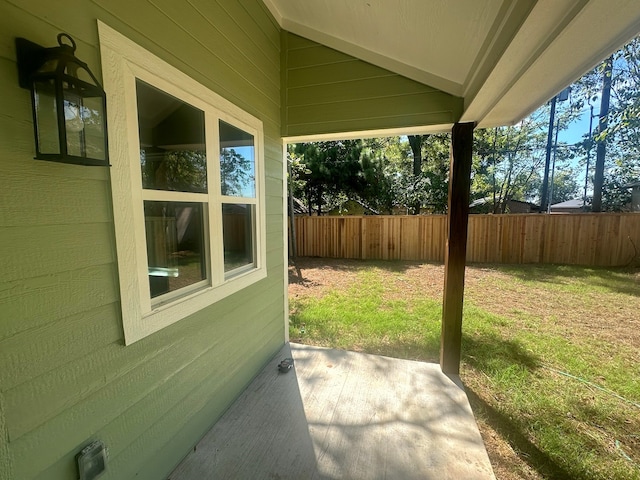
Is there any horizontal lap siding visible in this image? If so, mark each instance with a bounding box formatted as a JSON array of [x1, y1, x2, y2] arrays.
[[281, 32, 463, 137], [0, 1, 284, 479], [294, 214, 640, 266]]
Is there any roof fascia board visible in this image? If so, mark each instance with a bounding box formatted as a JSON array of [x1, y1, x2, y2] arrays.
[[479, 0, 640, 127], [462, 0, 538, 100], [462, 0, 589, 125], [261, 0, 283, 26]]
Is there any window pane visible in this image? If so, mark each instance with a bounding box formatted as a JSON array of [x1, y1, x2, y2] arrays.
[[222, 203, 254, 272], [144, 201, 207, 298], [136, 80, 207, 193], [219, 120, 255, 197]]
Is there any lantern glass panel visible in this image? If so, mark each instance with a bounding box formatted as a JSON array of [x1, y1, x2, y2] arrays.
[[82, 96, 107, 161], [33, 78, 60, 155], [64, 88, 85, 157]]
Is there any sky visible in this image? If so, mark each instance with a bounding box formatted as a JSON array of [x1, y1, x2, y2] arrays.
[[562, 108, 592, 145]]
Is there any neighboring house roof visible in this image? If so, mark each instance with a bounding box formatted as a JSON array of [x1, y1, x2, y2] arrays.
[[328, 199, 379, 216], [263, 0, 640, 129], [550, 198, 586, 210], [289, 196, 307, 215], [469, 198, 490, 208], [470, 197, 538, 210], [623, 181, 640, 188]]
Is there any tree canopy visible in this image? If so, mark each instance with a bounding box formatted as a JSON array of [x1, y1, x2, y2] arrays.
[[289, 36, 640, 215]]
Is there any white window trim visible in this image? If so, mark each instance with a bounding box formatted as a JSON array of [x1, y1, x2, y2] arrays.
[[98, 22, 267, 344]]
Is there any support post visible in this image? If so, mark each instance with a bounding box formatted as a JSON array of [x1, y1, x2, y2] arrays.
[[440, 122, 475, 375]]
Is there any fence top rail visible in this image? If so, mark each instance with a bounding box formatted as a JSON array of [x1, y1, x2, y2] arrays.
[[293, 212, 640, 219]]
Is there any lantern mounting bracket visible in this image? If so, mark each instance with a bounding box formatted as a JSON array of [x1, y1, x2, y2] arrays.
[[16, 37, 46, 89]]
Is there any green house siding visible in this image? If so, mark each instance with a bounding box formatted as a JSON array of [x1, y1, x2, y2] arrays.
[[0, 1, 283, 479], [281, 32, 463, 138]]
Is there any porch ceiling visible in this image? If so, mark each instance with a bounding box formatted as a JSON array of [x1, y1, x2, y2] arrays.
[[263, 0, 640, 128]]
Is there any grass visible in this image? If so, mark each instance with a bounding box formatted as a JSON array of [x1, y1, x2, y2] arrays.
[[288, 259, 640, 480]]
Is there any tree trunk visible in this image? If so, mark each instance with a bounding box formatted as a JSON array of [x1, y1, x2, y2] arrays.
[[316, 185, 323, 216], [592, 56, 613, 212], [540, 96, 557, 212], [408, 135, 423, 215]]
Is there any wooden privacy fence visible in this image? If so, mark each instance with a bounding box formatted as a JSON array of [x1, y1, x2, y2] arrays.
[[292, 213, 640, 266]]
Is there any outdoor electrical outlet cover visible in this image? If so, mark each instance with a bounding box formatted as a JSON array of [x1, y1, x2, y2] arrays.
[[77, 441, 107, 480]]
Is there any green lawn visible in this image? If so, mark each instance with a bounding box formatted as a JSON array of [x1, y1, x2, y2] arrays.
[[288, 258, 640, 480]]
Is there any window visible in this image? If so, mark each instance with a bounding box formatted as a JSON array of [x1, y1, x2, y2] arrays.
[[99, 22, 266, 344]]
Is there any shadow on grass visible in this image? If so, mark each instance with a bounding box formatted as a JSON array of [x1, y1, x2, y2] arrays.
[[464, 386, 576, 480], [461, 333, 580, 479], [462, 332, 540, 372], [493, 263, 640, 297]]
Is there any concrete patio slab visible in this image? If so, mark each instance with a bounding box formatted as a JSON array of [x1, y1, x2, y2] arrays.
[[170, 343, 495, 480]]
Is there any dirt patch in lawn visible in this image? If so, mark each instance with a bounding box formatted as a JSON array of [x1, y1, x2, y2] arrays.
[[289, 257, 640, 352]]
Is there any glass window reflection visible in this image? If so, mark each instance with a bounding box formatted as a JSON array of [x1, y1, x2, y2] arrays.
[[219, 120, 255, 197], [136, 80, 207, 193], [144, 201, 207, 298], [222, 203, 254, 273]]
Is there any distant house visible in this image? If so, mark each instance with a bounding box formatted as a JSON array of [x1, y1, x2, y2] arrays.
[[623, 181, 640, 212], [550, 198, 587, 213], [327, 199, 379, 216], [288, 196, 308, 215], [470, 198, 539, 214]]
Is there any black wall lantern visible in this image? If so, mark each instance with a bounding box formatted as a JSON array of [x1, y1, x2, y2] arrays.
[[16, 33, 109, 166]]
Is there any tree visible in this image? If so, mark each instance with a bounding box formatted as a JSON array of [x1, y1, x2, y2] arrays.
[[378, 135, 449, 214], [472, 115, 548, 213], [291, 140, 368, 215], [591, 56, 613, 212], [141, 149, 207, 192], [220, 148, 253, 196], [572, 36, 640, 211]]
